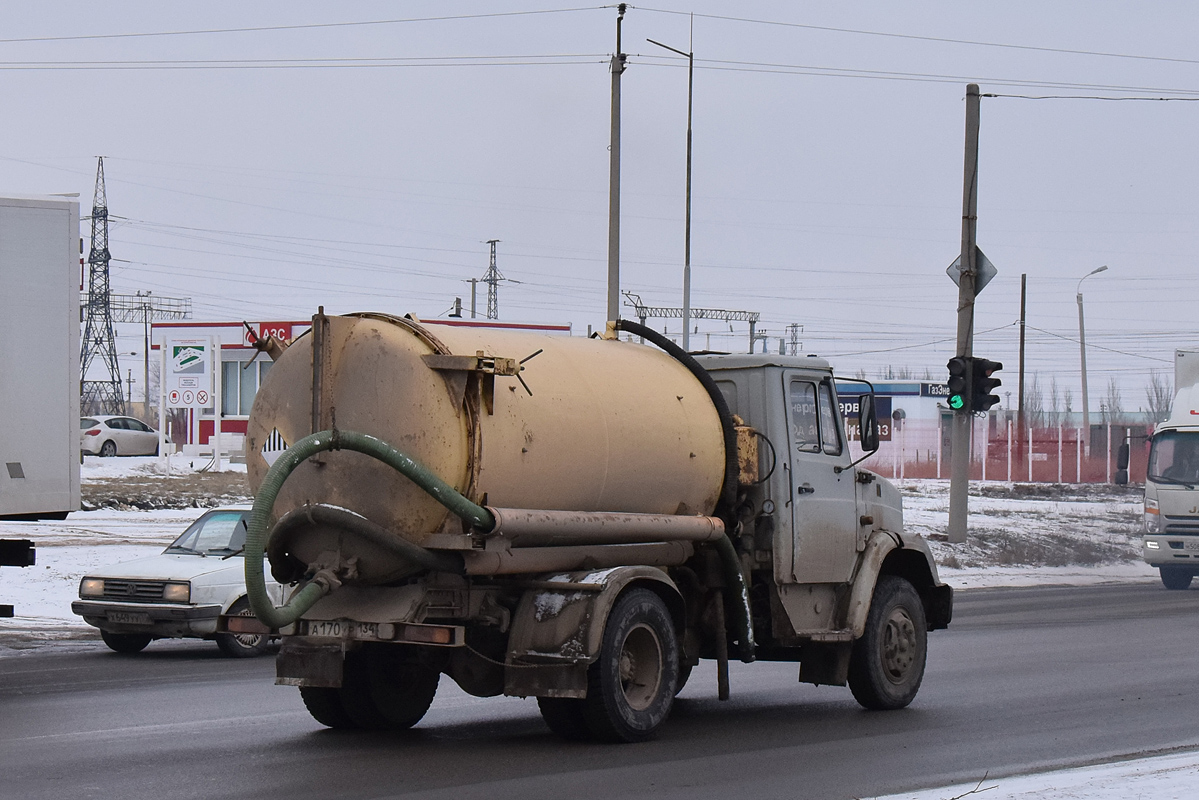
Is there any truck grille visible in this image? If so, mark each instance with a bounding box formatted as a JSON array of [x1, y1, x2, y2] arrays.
[[101, 580, 167, 601]]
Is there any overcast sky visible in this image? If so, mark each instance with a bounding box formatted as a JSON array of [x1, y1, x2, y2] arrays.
[[4, 1, 1198, 413]]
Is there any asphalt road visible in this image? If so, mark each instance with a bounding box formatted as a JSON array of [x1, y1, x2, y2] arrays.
[[2, 583, 1197, 800]]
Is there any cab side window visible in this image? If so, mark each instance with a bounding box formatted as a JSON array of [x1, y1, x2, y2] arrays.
[[818, 381, 842, 456], [789, 381, 820, 453]]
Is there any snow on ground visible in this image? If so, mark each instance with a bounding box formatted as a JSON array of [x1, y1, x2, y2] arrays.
[[80, 454, 246, 480], [865, 749, 1199, 800]]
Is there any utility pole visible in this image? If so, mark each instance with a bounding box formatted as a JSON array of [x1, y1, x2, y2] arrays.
[[1077, 265, 1107, 455], [948, 84, 981, 545], [606, 3, 627, 324], [648, 17, 694, 351], [1017, 273, 1026, 456], [468, 278, 478, 319]]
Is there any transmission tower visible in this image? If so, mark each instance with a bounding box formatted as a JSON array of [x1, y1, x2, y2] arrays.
[[483, 239, 503, 320], [786, 323, 803, 356], [80, 157, 125, 415]]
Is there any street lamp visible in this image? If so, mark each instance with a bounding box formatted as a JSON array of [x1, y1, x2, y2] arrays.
[[1077, 265, 1108, 453], [648, 21, 694, 350]]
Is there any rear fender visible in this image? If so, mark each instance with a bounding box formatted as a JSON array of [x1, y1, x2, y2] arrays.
[[504, 565, 681, 699]]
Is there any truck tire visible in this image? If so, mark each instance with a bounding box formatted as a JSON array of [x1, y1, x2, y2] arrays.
[[100, 630, 152, 653], [581, 588, 678, 743], [1160, 567, 1193, 590], [215, 598, 271, 658], [339, 646, 440, 730], [848, 575, 927, 711], [99, 440, 117, 457], [537, 697, 591, 741], [299, 687, 357, 729]]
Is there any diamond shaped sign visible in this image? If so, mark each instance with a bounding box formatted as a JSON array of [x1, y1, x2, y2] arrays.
[[947, 247, 997, 294]]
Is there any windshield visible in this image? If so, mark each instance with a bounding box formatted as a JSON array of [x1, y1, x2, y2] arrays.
[[1147, 431, 1199, 485], [165, 510, 249, 556]]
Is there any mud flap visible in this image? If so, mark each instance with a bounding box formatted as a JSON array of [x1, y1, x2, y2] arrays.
[[798, 641, 851, 687], [276, 640, 343, 687]]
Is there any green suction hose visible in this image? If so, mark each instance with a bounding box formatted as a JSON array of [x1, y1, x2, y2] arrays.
[[244, 429, 494, 629]]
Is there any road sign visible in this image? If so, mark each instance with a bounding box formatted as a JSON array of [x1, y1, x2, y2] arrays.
[[947, 247, 997, 294], [166, 338, 212, 409]]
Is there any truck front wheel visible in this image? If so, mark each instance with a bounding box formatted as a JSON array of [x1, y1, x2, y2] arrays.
[[848, 575, 927, 710], [581, 588, 678, 743], [1160, 566, 1193, 590]]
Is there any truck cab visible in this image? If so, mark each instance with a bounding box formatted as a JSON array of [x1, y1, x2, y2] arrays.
[[700, 354, 949, 684], [1143, 384, 1199, 589]]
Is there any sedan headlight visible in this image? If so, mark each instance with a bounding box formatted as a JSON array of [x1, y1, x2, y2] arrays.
[[79, 577, 105, 597], [1145, 498, 1162, 533], [162, 582, 191, 603]]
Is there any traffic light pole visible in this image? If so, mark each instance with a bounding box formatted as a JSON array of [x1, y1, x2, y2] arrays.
[[948, 84, 980, 545]]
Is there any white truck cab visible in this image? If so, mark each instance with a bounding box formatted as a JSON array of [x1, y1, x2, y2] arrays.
[[1143, 383, 1199, 589]]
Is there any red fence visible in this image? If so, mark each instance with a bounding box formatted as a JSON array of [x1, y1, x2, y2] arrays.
[[860, 417, 1149, 484]]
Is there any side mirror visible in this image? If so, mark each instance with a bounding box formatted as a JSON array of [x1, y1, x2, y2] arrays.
[[859, 394, 880, 452], [1116, 442, 1130, 471]]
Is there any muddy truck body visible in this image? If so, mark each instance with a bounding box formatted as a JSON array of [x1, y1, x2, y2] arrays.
[[240, 311, 951, 742]]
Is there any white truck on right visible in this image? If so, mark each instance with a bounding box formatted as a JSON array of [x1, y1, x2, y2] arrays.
[[1143, 349, 1199, 589]]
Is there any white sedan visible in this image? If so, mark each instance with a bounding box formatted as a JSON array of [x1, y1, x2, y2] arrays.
[[80, 415, 160, 457], [71, 507, 286, 656]]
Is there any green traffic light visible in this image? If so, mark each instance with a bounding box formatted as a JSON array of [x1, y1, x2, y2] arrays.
[[948, 394, 965, 410]]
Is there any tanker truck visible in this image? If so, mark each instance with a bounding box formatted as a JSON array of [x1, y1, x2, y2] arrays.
[[235, 310, 952, 742]]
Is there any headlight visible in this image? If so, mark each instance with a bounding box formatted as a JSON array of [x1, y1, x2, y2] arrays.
[[162, 582, 190, 603], [1145, 498, 1162, 533], [79, 577, 105, 597]]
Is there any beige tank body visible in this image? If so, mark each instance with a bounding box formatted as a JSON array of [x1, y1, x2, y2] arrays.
[[246, 314, 726, 551]]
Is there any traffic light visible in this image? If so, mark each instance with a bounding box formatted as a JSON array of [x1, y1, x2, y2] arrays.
[[946, 356, 970, 411], [971, 357, 1003, 412]]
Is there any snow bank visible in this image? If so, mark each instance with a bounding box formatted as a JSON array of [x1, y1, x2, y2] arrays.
[[866, 749, 1199, 800]]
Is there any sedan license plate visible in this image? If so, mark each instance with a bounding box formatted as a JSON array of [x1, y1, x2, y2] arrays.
[[303, 619, 381, 641], [107, 610, 151, 625]]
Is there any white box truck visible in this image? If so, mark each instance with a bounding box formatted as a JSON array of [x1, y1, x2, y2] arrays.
[[0, 195, 80, 542]]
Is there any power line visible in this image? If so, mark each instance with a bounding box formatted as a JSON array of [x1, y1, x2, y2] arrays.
[[635, 7, 1199, 67], [0, 8, 605, 46]]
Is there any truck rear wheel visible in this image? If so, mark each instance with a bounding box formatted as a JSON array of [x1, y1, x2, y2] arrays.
[[339, 646, 440, 730], [299, 687, 356, 729], [537, 697, 590, 740], [1160, 566, 1193, 590], [848, 575, 927, 711], [581, 588, 678, 743]]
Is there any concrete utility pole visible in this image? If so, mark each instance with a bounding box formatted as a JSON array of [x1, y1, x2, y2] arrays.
[[606, 4, 628, 324], [948, 84, 981, 545], [1017, 273, 1026, 455], [1077, 265, 1107, 455], [468, 278, 479, 319]]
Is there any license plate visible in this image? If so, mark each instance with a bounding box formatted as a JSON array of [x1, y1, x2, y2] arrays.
[[1185, 540, 1199, 551], [107, 611, 151, 625], [303, 619, 381, 640]]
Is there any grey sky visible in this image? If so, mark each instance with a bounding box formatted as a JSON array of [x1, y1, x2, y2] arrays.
[[4, 1, 1197, 412]]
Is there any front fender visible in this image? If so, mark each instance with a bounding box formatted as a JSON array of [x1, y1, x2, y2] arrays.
[[845, 529, 901, 638]]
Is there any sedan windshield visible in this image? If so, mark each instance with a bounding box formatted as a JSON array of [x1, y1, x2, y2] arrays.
[[1148, 431, 1199, 486], [165, 511, 249, 556]]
